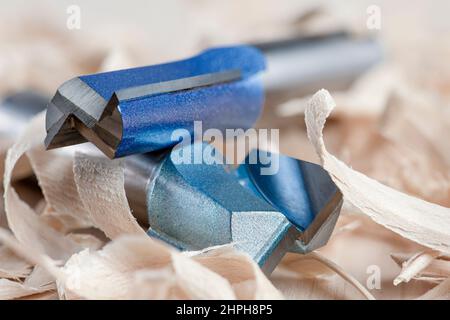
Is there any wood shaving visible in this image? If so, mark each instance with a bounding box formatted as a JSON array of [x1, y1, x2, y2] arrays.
[[305, 89, 450, 254], [391, 252, 450, 284], [73, 152, 145, 239]]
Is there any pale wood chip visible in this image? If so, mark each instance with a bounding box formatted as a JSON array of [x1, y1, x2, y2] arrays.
[[391, 251, 450, 285]]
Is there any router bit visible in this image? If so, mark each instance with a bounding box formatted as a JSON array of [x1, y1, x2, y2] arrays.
[[127, 144, 342, 274], [2, 92, 342, 274], [44, 32, 382, 159]]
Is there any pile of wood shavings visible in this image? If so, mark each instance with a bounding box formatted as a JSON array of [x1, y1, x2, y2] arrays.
[[0, 84, 448, 300], [0, 1, 449, 300]]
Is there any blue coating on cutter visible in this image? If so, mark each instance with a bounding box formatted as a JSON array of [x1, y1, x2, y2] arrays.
[[145, 142, 291, 268], [235, 150, 338, 231], [79, 46, 266, 157]]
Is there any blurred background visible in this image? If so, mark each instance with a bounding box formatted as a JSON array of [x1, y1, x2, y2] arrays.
[[0, 0, 449, 299], [1, 0, 450, 158]]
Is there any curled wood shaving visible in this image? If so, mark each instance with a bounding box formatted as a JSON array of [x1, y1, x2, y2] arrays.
[[305, 89, 450, 254], [2, 113, 81, 260], [73, 152, 145, 239], [27, 147, 91, 229]]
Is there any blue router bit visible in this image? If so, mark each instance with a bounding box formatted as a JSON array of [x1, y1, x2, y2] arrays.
[[44, 32, 381, 158], [44, 46, 266, 158], [125, 144, 342, 274], [39, 32, 378, 271], [4, 92, 342, 274]]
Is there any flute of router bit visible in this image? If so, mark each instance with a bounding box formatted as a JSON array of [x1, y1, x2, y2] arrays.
[[44, 31, 382, 159], [2, 92, 342, 274]]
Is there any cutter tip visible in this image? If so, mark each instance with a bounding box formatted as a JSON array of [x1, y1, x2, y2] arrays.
[[43, 78, 122, 158]]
